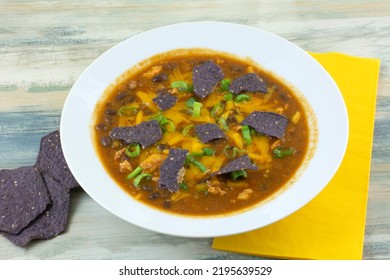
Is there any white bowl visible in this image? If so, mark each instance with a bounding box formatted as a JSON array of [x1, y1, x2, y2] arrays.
[[60, 22, 348, 237]]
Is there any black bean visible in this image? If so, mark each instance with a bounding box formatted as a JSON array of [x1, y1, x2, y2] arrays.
[[152, 73, 168, 83], [278, 92, 290, 101], [157, 88, 169, 95], [157, 143, 170, 151], [226, 116, 238, 126], [105, 108, 117, 115], [95, 123, 107, 131], [116, 91, 127, 102], [100, 136, 112, 147], [149, 192, 160, 200]]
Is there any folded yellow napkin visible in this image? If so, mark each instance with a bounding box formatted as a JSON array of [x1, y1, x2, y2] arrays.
[[213, 52, 381, 260]]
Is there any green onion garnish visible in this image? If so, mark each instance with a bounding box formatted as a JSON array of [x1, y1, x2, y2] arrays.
[[217, 117, 229, 131], [125, 143, 141, 158], [182, 124, 194, 136], [223, 145, 246, 159], [210, 102, 225, 118], [150, 112, 175, 132], [190, 147, 215, 157], [133, 173, 152, 188], [192, 101, 203, 117], [118, 106, 138, 116], [241, 125, 252, 145], [179, 182, 189, 191], [235, 93, 251, 103], [272, 147, 296, 158], [171, 80, 189, 91], [126, 166, 143, 180], [223, 92, 233, 101], [186, 155, 208, 173], [202, 147, 215, 156], [220, 78, 231, 91], [231, 170, 248, 181], [185, 97, 195, 108]]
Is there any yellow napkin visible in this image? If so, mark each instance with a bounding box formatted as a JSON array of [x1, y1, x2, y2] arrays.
[[213, 52, 381, 260]]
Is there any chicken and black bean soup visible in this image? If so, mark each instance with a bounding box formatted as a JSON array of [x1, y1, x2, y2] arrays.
[[93, 49, 310, 216]]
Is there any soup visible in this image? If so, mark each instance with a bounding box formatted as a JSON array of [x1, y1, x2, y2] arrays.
[[93, 48, 310, 216]]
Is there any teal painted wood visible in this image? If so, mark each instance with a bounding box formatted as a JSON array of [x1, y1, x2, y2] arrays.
[[1, 0, 389, 260]]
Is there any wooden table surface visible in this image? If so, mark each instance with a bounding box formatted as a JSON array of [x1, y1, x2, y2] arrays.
[[1, 0, 389, 260]]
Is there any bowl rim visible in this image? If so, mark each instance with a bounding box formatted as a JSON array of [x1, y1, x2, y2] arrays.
[[60, 21, 349, 237]]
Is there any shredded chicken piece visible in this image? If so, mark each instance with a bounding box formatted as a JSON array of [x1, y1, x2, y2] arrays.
[[119, 160, 133, 173], [128, 80, 137, 89], [208, 186, 227, 196], [237, 189, 254, 200], [143, 65, 163, 78], [176, 167, 185, 184], [206, 178, 226, 196], [114, 148, 126, 160], [170, 87, 179, 94], [139, 153, 167, 173], [270, 140, 281, 150]]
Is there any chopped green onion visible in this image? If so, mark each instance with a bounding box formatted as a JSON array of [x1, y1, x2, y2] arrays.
[[171, 80, 189, 91], [235, 93, 251, 103], [186, 155, 208, 173], [220, 78, 231, 91], [133, 173, 152, 188], [118, 106, 138, 116], [231, 170, 248, 181], [150, 112, 175, 132], [241, 125, 252, 145], [179, 182, 189, 191], [190, 147, 215, 157], [273, 147, 296, 158], [210, 102, 225, 118], [189, 151, 203, 157], [185, 97, 195, 108], [182, 124, 194, 136], [202, 147, 215, 156], [223, 145, 246, 159], [223, 92, 233, 101], [160, 118, 175, 132], [126, 166, 143, 180], [125, 143, 141, 158], [192, 101, 203, 117], [217, 117, 229, 131]]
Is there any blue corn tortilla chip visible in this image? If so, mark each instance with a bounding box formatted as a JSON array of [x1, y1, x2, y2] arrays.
[[241, 111, 288, 138], [152, 93, 178, 110], [193, 60, 224, 98], [213, 155, 258, 176], [0, 166, 51, 235], [110, 119, 163, 148], [194, 123, 226, 143], [36, 130, 79, 190], [3, 173, 70, 247], [158, 148, 188, 192], [230, 73, 267, 94]]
